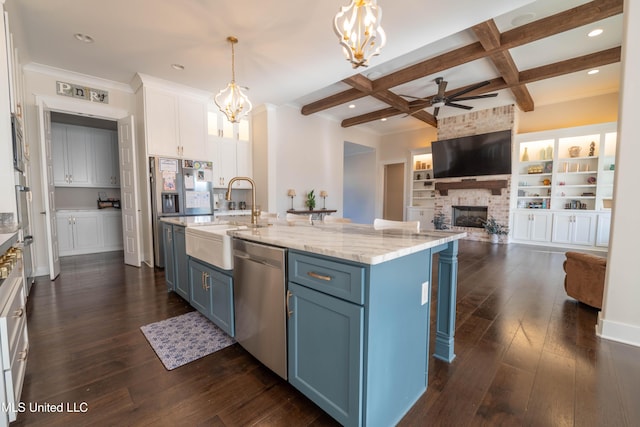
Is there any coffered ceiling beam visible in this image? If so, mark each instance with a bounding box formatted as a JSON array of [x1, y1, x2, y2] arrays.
[[341, 46, 621, 128], [473, 20, 535, 112], [301, 0, 622, 117]]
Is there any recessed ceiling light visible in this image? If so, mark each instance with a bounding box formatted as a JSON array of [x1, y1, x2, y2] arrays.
[[73, 33, 94, 43], [511, 12, 536, 27], [348, 104, 356, 109], [171, 64, 185, 71], [588, 28, 604, 37], [588, 69, 600, 75], [380, 118, 387, 122]]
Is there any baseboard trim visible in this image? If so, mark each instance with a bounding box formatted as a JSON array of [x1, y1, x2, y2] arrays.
[[596, 312, 640, 348]]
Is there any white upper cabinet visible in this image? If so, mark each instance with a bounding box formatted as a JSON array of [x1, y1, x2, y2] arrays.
[[52, 123, 94, 187], [143, 85, 208, 158], [92, 128, 119, 187], [207, 104, 252, 188]]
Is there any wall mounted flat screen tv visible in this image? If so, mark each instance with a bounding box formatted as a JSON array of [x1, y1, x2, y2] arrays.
[[432, 130, 512, 179]]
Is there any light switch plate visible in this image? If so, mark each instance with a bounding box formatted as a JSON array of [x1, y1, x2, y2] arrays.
[[421, 281, 429, 305]]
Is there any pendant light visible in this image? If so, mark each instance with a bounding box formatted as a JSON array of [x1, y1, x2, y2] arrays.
[[333, 0, 386, 68], [214, 36, 252, 123]]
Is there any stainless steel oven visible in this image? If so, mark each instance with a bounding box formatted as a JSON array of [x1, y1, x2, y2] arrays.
[[11, 114, 24, 173]]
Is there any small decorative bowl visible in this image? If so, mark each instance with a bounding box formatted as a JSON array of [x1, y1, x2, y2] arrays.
[[568, 146, 582, 157]]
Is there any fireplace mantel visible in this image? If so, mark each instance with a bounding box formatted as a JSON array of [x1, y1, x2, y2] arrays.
[[435, 179, 508, 196]]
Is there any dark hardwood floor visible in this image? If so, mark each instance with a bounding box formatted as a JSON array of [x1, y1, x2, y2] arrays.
[[14, 241, 640, 426]]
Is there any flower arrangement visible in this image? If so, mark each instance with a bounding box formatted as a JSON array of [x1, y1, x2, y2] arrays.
[[305, 190, 316, 210], [482, 216, 509, 235]]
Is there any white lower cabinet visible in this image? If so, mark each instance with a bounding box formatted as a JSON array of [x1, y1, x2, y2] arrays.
[[596, 213, 611, 247], [407, 206, 434, 230], [56, 210, 123, 256], [551, 212, 596, 246], [0, 266, 28, 424], [512, 211, 552, 242]]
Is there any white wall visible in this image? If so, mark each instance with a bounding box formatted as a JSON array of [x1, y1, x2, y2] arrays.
[[344, 149, 376, 223], [22, 65, 134, 277], [597, 0, 640, 347], [260, 105, 380, 218]]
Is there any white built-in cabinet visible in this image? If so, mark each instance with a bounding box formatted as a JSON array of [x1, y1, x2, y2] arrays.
[[93, 128, 120, 187], [52, 123, 93, 186], [56, 210, 123, 256], [143, 86, 208, 158], [52, 123, 120, 188], [512, 211, 553, 242], [512, 122, 616, 250], [551, 212, 597, 246], [207, 106, 252, 189]]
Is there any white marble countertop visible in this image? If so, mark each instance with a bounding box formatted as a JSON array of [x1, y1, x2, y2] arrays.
[[228, 223, 466, 265], [0, 231, 18, 257]]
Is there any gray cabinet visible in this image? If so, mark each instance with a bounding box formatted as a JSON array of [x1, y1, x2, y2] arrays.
[[188, 258, 234, 337]]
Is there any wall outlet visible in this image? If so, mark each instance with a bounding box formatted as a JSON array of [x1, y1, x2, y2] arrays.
[[421, 281, 429, 305]]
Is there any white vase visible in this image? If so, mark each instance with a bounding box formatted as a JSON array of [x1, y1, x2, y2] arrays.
[[490, 234, 500, 244]]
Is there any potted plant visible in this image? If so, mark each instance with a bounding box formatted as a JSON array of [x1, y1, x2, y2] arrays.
[[432, 212, 449, 230], [305, 190, 316, 210], [482, 216, 508, 243]]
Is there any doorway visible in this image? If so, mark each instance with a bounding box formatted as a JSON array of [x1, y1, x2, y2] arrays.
[[383, 163, 405, 221], [36, 96, 142, 279], [343, 142, 376, 224]]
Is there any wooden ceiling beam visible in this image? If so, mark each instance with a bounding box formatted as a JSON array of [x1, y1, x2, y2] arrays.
[[300, 88, 367, 116], [500, 0, 623, 50], [340, 47, 620, 127], [341, 105, 437, 128], [301, 0, 623, 118], [473, 20, 535, 112]]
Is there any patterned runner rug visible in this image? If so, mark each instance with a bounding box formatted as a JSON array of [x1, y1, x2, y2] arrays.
[[140, 311, 235, 370]]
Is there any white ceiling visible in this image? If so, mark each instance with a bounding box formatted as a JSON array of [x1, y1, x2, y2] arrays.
[[5, 0, 621, 135]]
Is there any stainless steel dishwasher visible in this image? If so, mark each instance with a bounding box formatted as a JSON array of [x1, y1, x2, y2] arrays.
[[232, 238, 288, 379]]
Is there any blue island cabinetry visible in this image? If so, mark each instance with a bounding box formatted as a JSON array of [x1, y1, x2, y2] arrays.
[[162, 221, 234, 337], [188, 258, 235, 337], [287, 249, 433, 427], [162, 223, 189, 299]]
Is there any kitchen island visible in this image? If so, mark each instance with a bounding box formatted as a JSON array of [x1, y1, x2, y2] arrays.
[[228, 223, 466, 427]]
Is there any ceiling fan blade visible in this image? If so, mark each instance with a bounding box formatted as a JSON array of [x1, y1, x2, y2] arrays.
[[398, 94, 430, 101], [445, 102, 473, 110], [451, 93, 498, 102], [446, 80, 490, 100]]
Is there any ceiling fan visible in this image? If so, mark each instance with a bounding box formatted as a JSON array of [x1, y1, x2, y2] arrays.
[[400, 77, 498, 118]]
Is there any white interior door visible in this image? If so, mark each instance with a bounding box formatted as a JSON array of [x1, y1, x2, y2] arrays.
[[38, 102, 60, 279], [118, 115, 142, 267]]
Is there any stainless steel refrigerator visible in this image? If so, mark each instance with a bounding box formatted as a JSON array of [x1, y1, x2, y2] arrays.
[[149, 157, 214, 267]]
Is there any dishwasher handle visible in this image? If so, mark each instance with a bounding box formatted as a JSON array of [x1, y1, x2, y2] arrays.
[[234, 251, 283, 270]]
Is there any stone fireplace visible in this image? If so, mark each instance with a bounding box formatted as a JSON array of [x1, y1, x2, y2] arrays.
[[434, 106, 514, 243]]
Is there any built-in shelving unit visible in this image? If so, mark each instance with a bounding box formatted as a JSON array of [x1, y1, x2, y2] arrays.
[[514, 123, 616, 212], [410, 151, 436, 207], [512, 122, 617, 250], [407, 150, 436, 230]]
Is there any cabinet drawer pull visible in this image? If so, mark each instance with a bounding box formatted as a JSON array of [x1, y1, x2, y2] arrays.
[[286, 290, 293, 318], [14, 308, 24, 318], [307, 271, 332, 281], [19, 348, 28, 362]]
